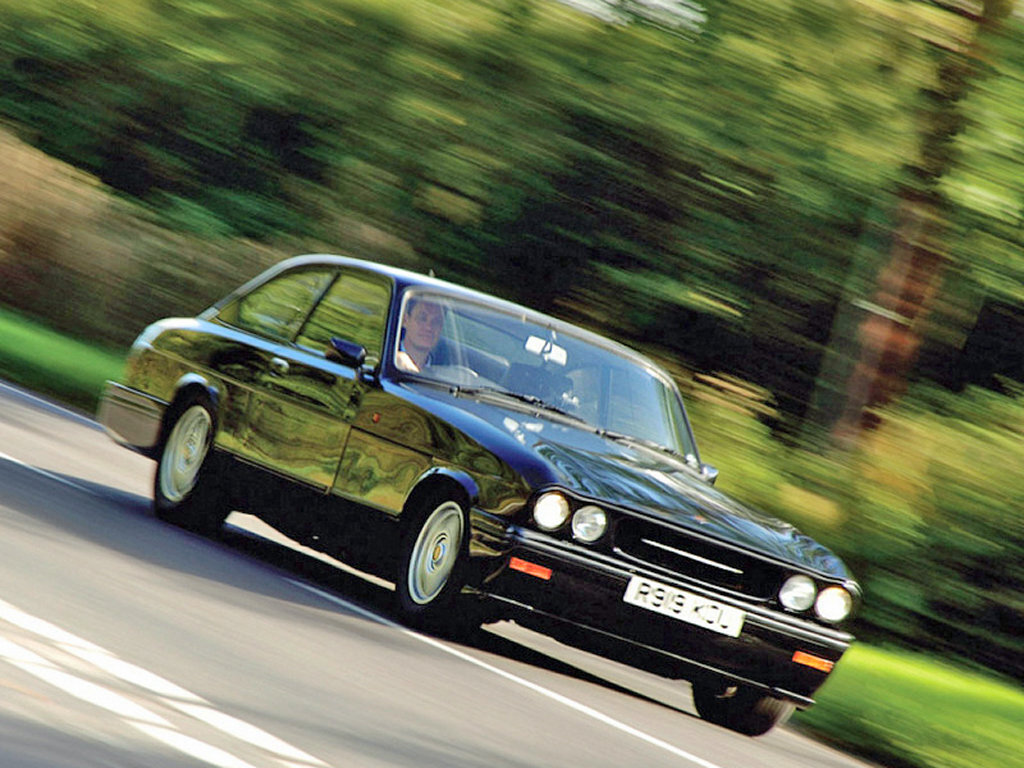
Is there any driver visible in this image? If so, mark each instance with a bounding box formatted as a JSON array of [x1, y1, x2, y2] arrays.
[[396, 296, 443, 372]]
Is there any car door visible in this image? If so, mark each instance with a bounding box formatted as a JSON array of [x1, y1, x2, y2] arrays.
[[210, 265, 341, 489], [240, 266, 392, 491]]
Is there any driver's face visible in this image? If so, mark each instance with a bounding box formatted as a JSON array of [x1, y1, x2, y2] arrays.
[[404, 300, 443, 352]]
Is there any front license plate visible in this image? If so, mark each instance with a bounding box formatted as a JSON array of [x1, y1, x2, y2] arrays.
[[623, 576, 745, 638]]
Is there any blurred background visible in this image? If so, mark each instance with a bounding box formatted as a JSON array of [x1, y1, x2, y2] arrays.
[[0, 1, 1021, 766]]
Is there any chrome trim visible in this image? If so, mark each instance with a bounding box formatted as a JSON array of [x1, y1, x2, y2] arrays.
[[506, 527, 855, 645], [640, 537, 744, 575], [97, 382, 166, 450]]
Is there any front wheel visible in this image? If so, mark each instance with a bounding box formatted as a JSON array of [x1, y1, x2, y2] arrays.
[[395, 494, 479, 636], [153, 398, 229, 535], [691, 682, 795, 736]]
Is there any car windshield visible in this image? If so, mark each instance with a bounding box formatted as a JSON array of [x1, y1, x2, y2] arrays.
[[394, 290, 698, 460]]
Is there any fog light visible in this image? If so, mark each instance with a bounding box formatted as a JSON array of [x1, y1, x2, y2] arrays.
[[779, 575, 817, 612], [533, 492, 570, 531], [571, 505, 607, 543], [815, 586, 853, 622]]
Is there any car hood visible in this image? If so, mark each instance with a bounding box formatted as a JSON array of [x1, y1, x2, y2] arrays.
[[417, 386, 850, 578], [531, 436, 847, 576]]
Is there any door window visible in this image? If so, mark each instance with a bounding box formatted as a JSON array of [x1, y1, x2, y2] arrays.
[[222, 269, 335, 341], [296, 269, 392, 361]]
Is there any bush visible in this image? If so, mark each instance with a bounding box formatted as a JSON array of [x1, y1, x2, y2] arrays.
[[796, 644, 1024, 768], [690, 382, 1024, 681]]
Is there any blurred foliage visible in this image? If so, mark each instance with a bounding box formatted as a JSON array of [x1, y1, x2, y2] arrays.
[[942, 15, 1024, 305], [0, 124, 420, 347], [0, 306, 124, 411], [795, 644, 1024, 768], [0, 0, 947, 421], [689, 381, 1024, 681], [1, 0, 1024, 688], [3, 2, 1022, 418]]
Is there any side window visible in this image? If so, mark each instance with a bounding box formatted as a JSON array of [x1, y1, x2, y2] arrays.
[[296, 269, 392, 361], [222, 269, 334, 341]]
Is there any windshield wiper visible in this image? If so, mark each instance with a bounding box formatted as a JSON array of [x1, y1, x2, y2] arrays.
[[599, 429, 680, 458], [452, 385, 590, 424]]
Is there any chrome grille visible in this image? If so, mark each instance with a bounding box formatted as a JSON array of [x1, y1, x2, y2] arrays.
[[614, 518, 783, 598]]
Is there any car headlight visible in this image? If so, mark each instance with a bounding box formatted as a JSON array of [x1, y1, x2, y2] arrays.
[[571, 505, 607, 543], [815, 586, 854, 622], [533, 492, 571, 531], [779, 575, 817, 612]]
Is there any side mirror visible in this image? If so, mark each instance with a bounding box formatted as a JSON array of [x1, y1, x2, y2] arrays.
[[700, 463, 719, 485], [327, 337, 367, 368]]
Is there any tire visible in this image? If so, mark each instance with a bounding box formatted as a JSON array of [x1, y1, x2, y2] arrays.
[[395, 492, 479, 637], [691, 682, 795, 736], [153, 397, 229, 535]]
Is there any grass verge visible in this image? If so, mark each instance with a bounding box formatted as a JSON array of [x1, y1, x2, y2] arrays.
[[0, 306, 125, 413], [794, 643, 1024, 768]]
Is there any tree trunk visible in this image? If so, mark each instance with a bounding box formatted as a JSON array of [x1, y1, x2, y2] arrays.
[[831, 0, 1013, 444]]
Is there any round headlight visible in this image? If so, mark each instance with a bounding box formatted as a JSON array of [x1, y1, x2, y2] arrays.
[[815, 586, 854, 623], [533, 492, 571, 531], [779, 575, 817, 612], [571, 505, 607, 543]]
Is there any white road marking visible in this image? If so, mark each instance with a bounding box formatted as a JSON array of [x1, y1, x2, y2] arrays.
[[0, 635, 59, 667], [0, 598, 105, 651], [130, 723, 261, 768], [166, 701, 327, 766], [288, 579, 730, 768], [0, 598, 330, 768], [0, 434, 328, 766], [0, 636, 171, 726], [60, 644, 206, 702], [0, 380, 99, 428], [0, 450, 90, 493]]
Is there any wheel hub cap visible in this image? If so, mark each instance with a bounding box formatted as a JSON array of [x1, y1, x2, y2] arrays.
[[408, 502, 463, 605], [430, 537, 448, 570], [159, 405, 212, 503]]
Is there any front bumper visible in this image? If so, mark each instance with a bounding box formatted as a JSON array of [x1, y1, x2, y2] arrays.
[[96, 381, 166, 455], [478, 527, 853, 707]]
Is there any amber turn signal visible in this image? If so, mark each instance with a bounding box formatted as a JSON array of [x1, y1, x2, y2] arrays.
[[792, 651, 835, 673], [509, 557, 552, 580]]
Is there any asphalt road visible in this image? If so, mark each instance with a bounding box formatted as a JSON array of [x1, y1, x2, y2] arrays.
[[0, 380, 874, 768]]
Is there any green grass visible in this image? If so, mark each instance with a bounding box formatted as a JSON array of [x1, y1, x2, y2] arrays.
[[795, 644, 1024, 768], [0, 306, 125, 412]]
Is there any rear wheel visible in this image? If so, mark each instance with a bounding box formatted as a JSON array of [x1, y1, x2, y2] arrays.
[[691, 682, 795, 736], [395, 492, 480, 637], [153, 397, 229, 535]]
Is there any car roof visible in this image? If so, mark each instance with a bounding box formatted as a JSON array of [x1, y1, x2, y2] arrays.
[[208, 253, 669, 377]]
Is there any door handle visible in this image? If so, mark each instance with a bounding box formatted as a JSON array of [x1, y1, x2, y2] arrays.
[[269, 357, 290, 376]]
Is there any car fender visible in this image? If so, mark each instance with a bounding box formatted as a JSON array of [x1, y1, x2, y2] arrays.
[[402, 466, 515, 588], [405, 466, 480, 515], [166, 373, 221, 424]]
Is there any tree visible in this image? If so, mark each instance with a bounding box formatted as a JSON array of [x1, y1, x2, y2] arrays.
[[830, 0, 1019, 443]]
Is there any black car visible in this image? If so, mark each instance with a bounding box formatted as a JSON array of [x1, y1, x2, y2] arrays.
[[98, 254, 859, 736]]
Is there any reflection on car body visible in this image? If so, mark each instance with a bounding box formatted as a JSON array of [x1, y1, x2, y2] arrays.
[[98, 254, 860, 736]]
